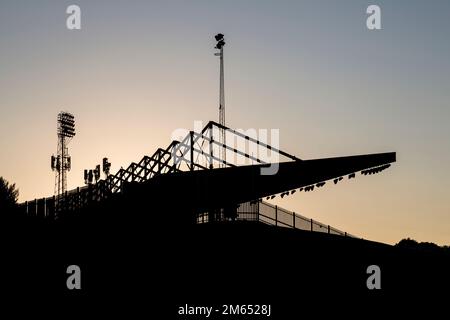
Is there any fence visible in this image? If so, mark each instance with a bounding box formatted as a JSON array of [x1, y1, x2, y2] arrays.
[[16, 184, 108, 218], [197, 200, 354, 237]]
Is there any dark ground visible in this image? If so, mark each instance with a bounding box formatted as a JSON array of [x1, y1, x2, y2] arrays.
[[1, 210, 449, 317]]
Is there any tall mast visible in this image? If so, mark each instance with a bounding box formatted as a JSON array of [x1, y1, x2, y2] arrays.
[[51, 111, 75, 211], [214, 33, 226, 167]]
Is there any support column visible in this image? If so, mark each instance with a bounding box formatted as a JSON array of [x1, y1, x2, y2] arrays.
[[190, 131, 194, 171]]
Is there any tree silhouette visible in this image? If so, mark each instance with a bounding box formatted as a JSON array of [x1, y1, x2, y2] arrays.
[[397, 237, 450, 254], [0, 176, 19, 215]]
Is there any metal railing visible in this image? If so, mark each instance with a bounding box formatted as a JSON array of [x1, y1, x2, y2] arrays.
[[197, 201, 354, 237], [17, 184, 106, 218]]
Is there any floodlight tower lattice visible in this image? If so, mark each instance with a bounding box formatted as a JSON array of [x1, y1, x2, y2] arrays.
[[51, 112, 75, 203]]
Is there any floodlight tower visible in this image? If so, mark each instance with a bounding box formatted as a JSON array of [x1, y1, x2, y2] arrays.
[[51, 112, 75, 200], [214, 33, 226, 166]]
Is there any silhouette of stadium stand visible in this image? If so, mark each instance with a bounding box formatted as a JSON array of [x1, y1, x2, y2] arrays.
[[10, 120, 450, 309], [19, 120, 395, 236]]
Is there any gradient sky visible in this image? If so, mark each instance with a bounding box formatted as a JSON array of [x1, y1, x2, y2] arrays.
[[1, 0, 449, 245]]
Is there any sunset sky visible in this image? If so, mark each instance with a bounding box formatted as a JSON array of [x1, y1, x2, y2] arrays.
[[1, 0, 449, 245]]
